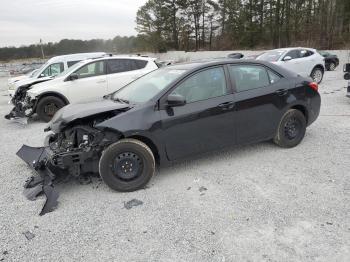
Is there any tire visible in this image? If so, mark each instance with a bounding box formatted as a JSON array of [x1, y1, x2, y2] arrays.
[[99, 138, 155, 192], [36, 96, 65, 122], [328, 62, 336, 71], [310, 67, 324, 84], [273, 109, 306, 148]]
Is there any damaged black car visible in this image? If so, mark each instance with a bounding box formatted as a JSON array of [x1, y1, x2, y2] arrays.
[[18, 60, 321, 213]]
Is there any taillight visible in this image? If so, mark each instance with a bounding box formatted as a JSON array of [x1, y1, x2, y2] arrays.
[[308, 82, 318, 91]]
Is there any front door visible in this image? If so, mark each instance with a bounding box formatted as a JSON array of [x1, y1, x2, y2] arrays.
[[68, 60, 108, 103], [159, 66, 236, 161], [228, 64, 290, 144], [281, 49, 302, 75]]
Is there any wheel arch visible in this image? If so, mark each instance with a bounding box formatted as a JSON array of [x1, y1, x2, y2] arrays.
[[312, 64, 325, 74], [34, 92, 70, 111], [290, 104, 308, 123], [126, 135, 160, 165]]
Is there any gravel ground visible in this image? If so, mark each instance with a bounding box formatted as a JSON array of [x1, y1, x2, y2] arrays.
[[0, 69, 349, 262]]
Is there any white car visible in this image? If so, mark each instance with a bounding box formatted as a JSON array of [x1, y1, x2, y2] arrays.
[[257, 47, 325, 83], [7, 56, 159, 122], [7, 52, 106, 96]]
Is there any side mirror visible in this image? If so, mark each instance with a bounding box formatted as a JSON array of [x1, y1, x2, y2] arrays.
[[283, 56, 292, 62], [166, 94, 186, 107], [68, 73, 79, 81], [344, 72, 350, 80], [39, 73, 45, 78]]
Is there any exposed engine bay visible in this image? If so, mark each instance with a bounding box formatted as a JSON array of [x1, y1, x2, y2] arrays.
[[5, 79, 50, 120], [17, 109, 127, 215]]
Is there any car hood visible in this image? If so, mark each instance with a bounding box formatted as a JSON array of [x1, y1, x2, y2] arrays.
[[47, 99, 132, 132], [15, 76, 52, 88], [8, 75, 28, 84]]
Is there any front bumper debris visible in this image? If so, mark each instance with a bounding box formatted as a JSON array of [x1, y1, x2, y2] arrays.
[[17, 145, 63, 215]]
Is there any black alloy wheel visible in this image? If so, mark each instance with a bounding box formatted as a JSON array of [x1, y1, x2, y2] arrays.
[[99, 138, 155, 192], [273, 109, 306, 148]]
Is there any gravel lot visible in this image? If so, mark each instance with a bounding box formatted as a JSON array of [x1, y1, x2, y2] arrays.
[[0, 68, 349, 262]]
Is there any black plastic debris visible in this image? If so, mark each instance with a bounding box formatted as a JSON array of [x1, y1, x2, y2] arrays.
[[23, 231, 35, 240], [17, 145, 59, 216], [199, 186, 207, 192], [124, 199, 143, 209]]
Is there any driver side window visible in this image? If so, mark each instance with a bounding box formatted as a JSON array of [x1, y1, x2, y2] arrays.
[[170, 67, 228, 103], [284, 50, 300, 60], [75, 61, 105, 79], [40, 63, 64, 77]]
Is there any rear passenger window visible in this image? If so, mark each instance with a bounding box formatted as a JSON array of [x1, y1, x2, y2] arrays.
[[267, 70, 281, 84], [229, 65, 270, 92], [107, 59, 148, 74], [300, 49, 313, 58]]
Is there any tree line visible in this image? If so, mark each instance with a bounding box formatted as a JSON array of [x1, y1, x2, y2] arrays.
[[0, 37, 144, 61], [136, 0, 350, 52], [1, 0, 349, 61]]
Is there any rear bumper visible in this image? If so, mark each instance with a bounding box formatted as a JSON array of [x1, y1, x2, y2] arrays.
[[306, 92, 321, 126]]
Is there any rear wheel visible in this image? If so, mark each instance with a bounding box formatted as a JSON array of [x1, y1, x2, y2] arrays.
[[36, 96, 65, 122], [311, 67, 324, 84], [273, 109, 306, 148], [99, 138, 155, 192]]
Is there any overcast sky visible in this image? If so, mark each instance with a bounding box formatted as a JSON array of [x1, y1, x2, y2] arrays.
[[0, 0, 147, 47]]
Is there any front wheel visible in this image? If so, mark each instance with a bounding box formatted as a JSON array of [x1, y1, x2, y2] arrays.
[[273, 109, 306, 148], [311, 67, 324, 84], [99, 139, 155, 192], [36, 96, 65, 122]]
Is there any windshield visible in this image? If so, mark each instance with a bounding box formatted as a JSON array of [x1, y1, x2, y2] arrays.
[[27, 69, 38, 78], [257, 50, 286, 62], [112, 68, 186, 103], [31, 62, 48, 78]]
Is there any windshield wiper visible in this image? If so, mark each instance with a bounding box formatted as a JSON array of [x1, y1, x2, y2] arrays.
[[113, 97, 130, 104]]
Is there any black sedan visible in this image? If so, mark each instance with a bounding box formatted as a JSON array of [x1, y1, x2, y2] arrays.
[[18, 59, 321, 197], [318, 51, 339, 71]]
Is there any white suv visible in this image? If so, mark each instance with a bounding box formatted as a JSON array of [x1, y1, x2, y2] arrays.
[[8, 56, 159, 122], [7, 52, 106, 96], [257, 47, 325, 83]]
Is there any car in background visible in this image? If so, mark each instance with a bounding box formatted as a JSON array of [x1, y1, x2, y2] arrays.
[[7, 52, 106, 96], [257, 47, 325, 84], [6, 56, 159, 122], [344, 63, 350, 98], [227, 53, 244, 59], [318, 51, 339, 71], [18, 59, 321, 196]]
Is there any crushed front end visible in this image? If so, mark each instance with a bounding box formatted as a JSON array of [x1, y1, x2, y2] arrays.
[[17, 105, 128, 215], [5, 79, 51, 120]]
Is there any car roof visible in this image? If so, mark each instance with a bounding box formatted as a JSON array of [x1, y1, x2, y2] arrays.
[[160, 59, 298, 80], [269, 47, 316, 52], [47, 52, 106, 63]]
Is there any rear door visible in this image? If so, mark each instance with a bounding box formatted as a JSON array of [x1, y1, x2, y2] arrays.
[[299, 49, 317, 75], [228, 64, 291, 144], [106, 59, 149, 93], [68, 60, 108, 103]]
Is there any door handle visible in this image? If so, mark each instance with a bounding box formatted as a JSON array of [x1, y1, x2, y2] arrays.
[[96, 80, 106, 84], [217, 101, 235, 110], [275, 89, 288, 96]]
